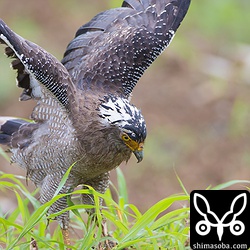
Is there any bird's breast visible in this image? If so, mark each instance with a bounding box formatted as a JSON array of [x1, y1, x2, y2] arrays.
[[74, 129, 132, 180]]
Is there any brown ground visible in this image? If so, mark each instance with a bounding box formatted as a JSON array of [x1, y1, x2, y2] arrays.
[[0, 0, 249, 215]]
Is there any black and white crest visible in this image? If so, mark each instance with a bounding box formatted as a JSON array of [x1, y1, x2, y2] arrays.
[[99, 95, 146, 142]]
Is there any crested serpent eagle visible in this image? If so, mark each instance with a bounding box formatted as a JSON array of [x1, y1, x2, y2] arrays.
[[0, 0, 191, 246]]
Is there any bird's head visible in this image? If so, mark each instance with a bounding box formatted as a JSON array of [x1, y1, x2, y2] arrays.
[[98, 95, 146, 162]]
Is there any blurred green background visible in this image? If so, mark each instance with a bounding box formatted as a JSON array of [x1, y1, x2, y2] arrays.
[[0, 0, 249, 213]]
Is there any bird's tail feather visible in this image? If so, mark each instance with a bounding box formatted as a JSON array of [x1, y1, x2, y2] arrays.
[[0, 117, 29, 145]]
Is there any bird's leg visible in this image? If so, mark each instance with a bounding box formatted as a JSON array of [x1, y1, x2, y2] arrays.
[[81, 173, 117, 249], [101, 218, 109, 237], [97, 218, 113, 250], [59, 215, 71, 250], [87, 209, 116, 249], [101, 218, 129, 250], [46, 206, 71, 249], [62, 227, 71, 248], [100, 217, 117, 249], [45, 208, 71, 249], [40, 175, 73, 249]]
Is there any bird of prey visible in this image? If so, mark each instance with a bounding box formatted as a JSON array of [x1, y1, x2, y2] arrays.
[[0, 0, 190, 247]]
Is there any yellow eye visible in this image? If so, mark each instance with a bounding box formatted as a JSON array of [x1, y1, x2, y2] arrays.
[[122, 133, 130, 142]]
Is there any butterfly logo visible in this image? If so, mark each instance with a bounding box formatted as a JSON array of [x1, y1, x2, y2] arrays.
[[193, 192, 247, 241]]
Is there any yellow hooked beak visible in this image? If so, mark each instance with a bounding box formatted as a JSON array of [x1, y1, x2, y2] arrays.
[[133, 147, 144, 163], [126, 140, 144, 163]]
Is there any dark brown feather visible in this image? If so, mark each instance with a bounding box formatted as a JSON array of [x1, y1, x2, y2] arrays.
[[62, 0, 191, 97]]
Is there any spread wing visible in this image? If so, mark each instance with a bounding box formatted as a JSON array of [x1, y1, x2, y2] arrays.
[[0, 19, 74, 120], [0, 20, 78, 185], [62, 0, 191, 98]]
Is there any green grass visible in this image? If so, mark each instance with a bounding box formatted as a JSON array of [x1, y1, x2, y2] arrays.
[[0, 166, 190, 250], [0, 164, 249, 250]]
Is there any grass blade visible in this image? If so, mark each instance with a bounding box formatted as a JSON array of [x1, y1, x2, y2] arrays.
[[120, 195, 188, 244], [211, 180, 250, 190]]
